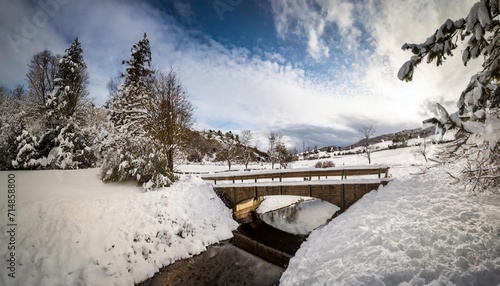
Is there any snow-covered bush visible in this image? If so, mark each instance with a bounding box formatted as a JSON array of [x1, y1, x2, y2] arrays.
[[11, 128, 40, 170], [35, 123, 97, 169], [48, 123, 96, 169], [100, 138, 176, 190], [315, 161, 335, 168], [399, 0, 500, 193]]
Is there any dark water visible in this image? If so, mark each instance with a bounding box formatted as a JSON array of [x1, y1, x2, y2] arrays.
[[136, 212, 308, 286], [136, 241, 284, 286], [237, 218, 307, 255]]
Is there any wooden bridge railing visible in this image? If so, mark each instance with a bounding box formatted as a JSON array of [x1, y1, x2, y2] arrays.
[[200, 165, 390, 184]]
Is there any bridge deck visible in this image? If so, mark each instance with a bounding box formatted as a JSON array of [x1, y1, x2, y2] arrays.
[[211, 178, 390, 188], [200, 165, 390, 184]]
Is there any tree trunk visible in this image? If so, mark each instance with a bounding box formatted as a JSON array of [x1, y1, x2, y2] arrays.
[[167, 148, 174, 172]]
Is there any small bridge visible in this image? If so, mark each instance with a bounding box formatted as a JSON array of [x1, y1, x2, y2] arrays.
[[200, 165, 389, 185], [201, 165, 391, 222]]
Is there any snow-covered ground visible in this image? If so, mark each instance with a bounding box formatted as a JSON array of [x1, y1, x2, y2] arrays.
[[281, 146, 500, 285], [1, 143, 499, 285], [0, 169, 237, 286]]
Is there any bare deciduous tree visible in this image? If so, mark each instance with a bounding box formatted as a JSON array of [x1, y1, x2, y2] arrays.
[[276, 142, 296, 169], [147, 69, 195, 172], [359, 125, 376, 164], [414, 138, 429, 163], [240, 130, 253, 169], [26, 50, 59, 113], [214, 131, 240, 170], [106, 72, 122, 104], [267, 131, 282, 169], [0, 85, 5, 105]]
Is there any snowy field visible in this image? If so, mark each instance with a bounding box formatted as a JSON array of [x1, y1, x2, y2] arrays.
[[281, 146, 500, 285], [0, 170, 237, 286], [1, 143, 499, 285]]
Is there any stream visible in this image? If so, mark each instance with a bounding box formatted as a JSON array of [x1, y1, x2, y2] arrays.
[[137, 198, 338, 286], [136, 240, 284, 286]]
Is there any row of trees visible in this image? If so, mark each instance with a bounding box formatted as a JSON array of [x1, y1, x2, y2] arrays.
[[206, 130, 297, 170], [2, 33, 292, 189], [1, 33, 305, 189], [93, 33, 195, 189], [0, 38, 97, 171], [0, 34, 196, 190]]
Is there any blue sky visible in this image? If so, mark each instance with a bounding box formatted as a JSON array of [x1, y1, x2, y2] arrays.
[[0, 0, 482, 149]]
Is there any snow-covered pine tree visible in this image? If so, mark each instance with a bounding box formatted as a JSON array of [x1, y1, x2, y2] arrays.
[[11, 123, 39, 170], [103, 33, 175, 190], [46, 38, 89, 127], [39, 38, 96, 169], [0, 87, 21, 169], [110, 33, 153, 136], [41, 123, 97, 169], [398, 0, 500, 193], [267, 132, 282, 169]]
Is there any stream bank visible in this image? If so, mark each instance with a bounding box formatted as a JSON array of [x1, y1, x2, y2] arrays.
[[136, 241, 284, 286]]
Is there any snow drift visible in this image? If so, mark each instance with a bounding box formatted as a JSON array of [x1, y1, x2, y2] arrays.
[[280, 162, 500, 285], [0, 169, 238, 286]]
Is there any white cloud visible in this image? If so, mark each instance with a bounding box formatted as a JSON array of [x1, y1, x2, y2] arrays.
[[0, 0, 70, 89], [0, 0, 487, 149], [267, 0, 483, 146], [307, 22, 329, 60], [271, 0, 360, 60]]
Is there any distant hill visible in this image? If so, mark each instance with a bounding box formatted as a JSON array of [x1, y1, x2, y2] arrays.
[[182, 129, 267, 163], [319, 127, 435, 152], [182, 127, 435, 163]]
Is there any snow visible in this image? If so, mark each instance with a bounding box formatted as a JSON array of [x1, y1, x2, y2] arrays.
[[280, 146, 500, 285], [0, 169, 238, 286], [1, 143, 500, 285]]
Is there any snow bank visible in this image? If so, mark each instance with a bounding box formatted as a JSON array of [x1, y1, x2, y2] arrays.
[[0, 169, 238, 286], [280, 164, 500, 285]]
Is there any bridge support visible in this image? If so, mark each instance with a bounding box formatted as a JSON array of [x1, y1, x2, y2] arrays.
[[213, 179, 390, 215]]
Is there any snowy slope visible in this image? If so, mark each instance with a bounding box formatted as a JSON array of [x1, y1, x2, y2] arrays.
[[2, 144, 499, 285], [281, 148, 500, 285], [0, 169, 238, 286]]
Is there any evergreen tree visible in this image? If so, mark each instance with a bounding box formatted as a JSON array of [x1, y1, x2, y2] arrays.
[[46, 37, 89, 127], [38, 38, 96, 169], [276, 142, 297, 169], [110, 33, 153, 136], [11, 124, 39, 170], [44, 123, 96, 169], [399, 0, 500, 193], [103, 33, 175, 189]]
